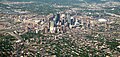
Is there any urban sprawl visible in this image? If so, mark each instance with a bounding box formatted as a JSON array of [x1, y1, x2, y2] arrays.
[[0, 1, 120, 57]]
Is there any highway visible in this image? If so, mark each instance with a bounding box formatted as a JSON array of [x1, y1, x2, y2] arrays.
[[0, 29, 23, 40], [106, 12, 120, 18]]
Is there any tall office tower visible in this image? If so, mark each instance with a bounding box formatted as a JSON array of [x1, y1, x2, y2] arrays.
[[53, 27, 57, 33], [43, 26, 47, 33], [67, 13, 71, 23], [74, 18, 76, 25], [64, 22, 68, 27], [61, 14, 66, 19], [55, 14, 60, 24], [61, 19, 65, 25], [67, 17, 75, 29], [81, 19, 84, 25], [87, 19, 91, 29], [62, 25, 66, 33], [75, 19, 80, 27], [70, 17, 74, 25], [60, 14, 65, 26], [53, 18, 57, 27], [50, 21, 54, 33], [67, 15, 71, 27]]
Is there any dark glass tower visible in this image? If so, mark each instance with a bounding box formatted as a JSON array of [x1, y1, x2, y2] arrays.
[[55, 14, 60, 24], [54, 14, 60, 27]]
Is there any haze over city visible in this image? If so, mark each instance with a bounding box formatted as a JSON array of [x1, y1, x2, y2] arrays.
[[0, 0, 120, 57]]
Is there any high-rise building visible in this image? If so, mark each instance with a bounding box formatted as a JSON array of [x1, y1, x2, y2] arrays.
[[75, 19, 80, 27], [50, 21, 54, 33], [61, 19, 65, 25], [44, 26, 48, 33], [62, 25, 66, 33], [70, 17, 74, 25], [61, 14, 65, 19], [53, 13, 60, 27], [55, 14, 60, 24], [66, 13, 71, 23]]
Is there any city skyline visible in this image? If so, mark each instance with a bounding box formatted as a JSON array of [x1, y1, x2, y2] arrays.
[[0, 0, 120, 57]]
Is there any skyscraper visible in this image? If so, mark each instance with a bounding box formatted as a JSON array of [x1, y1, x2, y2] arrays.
[[50, 21, 54, 33], [55, 14, 60, 24]]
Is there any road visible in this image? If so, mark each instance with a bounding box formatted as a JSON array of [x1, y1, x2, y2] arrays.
[[106, 12, 120, 18]]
